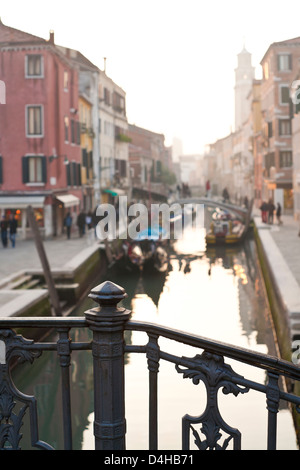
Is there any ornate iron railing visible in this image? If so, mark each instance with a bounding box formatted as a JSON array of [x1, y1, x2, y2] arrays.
[[0, 280, 300, 450]]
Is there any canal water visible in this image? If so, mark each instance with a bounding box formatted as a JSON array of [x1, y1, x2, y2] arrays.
[[13, 224, 298, 450]]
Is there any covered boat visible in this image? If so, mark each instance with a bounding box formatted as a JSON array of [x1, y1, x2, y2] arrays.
[[205, 208, 247, 245]]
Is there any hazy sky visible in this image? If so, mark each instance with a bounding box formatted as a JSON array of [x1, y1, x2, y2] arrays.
[[1, 0, 300, 154]]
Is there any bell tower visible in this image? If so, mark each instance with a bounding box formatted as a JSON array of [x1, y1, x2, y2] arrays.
[[234, 45, 255, 130]]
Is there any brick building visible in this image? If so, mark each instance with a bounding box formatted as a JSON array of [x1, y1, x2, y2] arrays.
[[260, 36, 300, 211], [0, 20, 83, 238]]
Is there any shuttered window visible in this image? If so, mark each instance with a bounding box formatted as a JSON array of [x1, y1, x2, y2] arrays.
[[22, 156, 47, 183], [66, 161, 82, 186]]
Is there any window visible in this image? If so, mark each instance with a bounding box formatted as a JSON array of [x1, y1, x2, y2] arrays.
[[104, 88, 110, 106], [277, 54, 292, 71], [26, 55, 43, 77], [264, 62, 269, 80], [280, 85, 290, 104], [279, 151, 293, 167], [26, 106, 43, 136], [22, 156, 47, 183], [64, 71, 69, 90], [267, 121, 273, 138], [76, 122, 81, 145], [66, 161, 81, 186], [279, 119, 292, 135], [64, 116, 69, 142], [71, 120, 75, 144]]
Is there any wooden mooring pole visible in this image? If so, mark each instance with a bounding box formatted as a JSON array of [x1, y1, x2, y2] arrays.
[[27, 205, 62, 316]]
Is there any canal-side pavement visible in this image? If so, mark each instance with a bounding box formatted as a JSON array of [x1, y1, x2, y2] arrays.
[[253, 210, 300, 341], [0, 230, 101, 316]]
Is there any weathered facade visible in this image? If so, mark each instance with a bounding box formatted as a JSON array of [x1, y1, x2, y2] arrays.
[[0, 21, 83, 238]]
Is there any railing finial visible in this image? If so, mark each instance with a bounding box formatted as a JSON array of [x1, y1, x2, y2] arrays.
[[88, 280, 127, 308]]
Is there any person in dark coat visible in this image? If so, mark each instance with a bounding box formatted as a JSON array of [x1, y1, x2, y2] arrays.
[[64, 212, 72, 239], [0, 215, 8, 248], [8, 214, 18, 247], [268, 199, 275, 224], [259, 201, 268, 223], [276, 203, 283, 225], [77, 211, 86, 237]]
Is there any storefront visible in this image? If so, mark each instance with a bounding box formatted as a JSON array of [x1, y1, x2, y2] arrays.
[[54, 194, 80, 236], [0, 195, 46, 239]]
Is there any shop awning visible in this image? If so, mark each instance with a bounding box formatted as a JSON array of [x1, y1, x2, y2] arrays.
[[0, 196, 45, 209], [103, 188, 126, 197], [56, 194, 80, 208]]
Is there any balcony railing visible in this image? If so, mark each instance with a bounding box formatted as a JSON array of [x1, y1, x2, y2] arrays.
[[0, 280, 300, 450]]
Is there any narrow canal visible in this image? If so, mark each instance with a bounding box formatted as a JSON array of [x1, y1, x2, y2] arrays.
[[13, 222, 298, 450]]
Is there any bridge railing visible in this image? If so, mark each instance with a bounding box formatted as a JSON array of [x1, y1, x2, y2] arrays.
[[0, 280, 300, 450]]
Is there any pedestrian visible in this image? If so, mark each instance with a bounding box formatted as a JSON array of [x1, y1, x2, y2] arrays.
[[205, 180, 211, 198], [276, 202, 283, 225], [8, 214, 18, 248], [0, 215, 8, 248], [267, 199, 275, 224], [77, 211, 86, 237], [222, 187, 230, 203], [259, 201, 268, 223], [64, 212, 72, 239]]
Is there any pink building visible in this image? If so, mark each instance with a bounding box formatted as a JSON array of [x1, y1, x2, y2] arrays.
[[0, 20, 83, 238]]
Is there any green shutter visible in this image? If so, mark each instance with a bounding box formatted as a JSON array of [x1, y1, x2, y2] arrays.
[[42, 156, 47, 183], [77, 163, 81, 186], [66, 163, 71, 186], [22, 156, 29, 183]]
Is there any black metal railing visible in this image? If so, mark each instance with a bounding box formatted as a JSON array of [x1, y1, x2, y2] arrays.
[[0, 280, 300, 450]]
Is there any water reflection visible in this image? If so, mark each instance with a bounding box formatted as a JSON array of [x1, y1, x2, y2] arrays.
[[12, 227, 297, 450]]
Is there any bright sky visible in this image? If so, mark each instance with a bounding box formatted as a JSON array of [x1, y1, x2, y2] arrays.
[[1, 0, 300, 155]]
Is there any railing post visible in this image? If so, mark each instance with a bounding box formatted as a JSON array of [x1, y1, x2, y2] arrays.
[[85, 280, 131, 450]]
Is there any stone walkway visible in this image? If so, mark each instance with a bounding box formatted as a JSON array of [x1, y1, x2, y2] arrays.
[[0, 230, 98, 282], [253, 211, 300, 340]]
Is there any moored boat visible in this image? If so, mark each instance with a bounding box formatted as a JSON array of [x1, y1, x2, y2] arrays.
[[205, 207, 247, 246]]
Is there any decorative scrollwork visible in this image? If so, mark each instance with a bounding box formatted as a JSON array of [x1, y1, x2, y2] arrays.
[[177, 350, 249, 450], [0, 329, 52, 450]]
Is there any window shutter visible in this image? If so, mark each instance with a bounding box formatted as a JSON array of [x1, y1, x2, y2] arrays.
[[77, 163, 81, 186], [72, 161, 77, 185], [22, 156, 29, 183], [82, 148, 88, 167], [42, 156, 47, 183], [0, 156, 2, 184], [66, 163, 71, 186], [89, 151, 93, 169], [289, 54, 292, 70]]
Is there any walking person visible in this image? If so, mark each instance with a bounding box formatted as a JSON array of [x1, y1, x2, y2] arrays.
[[276, 202, 283, 225], [8, 214, 18, 248], [0, 215, 8, 248], [64, 212, 72, 239], [259, 201, 268, 223], [222, 187, 230, 203], [267, 199, 275, 224], [77, 211, 86, 237]]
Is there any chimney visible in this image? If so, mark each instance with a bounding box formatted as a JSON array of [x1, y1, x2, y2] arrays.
[[49, 30, 55, 44]]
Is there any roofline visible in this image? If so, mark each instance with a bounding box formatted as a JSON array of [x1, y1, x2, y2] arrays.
[[260, 36, 300, 64]]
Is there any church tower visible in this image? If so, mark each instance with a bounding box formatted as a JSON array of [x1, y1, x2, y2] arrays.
[[234, 46, 255, 130]]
